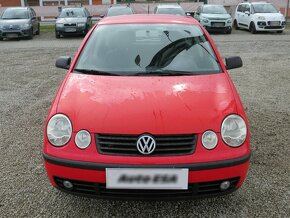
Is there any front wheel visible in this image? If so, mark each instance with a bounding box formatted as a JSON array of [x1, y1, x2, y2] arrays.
[[233, 20, 239, 30], [226, 29, 232, 34], [55, 31, 60, 39], [250, 22, 257, 34], [36, 24, 40, 35], [28, 28, 34, 39]]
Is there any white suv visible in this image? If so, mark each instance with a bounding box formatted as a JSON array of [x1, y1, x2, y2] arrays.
[[234, 2, 286, 34]]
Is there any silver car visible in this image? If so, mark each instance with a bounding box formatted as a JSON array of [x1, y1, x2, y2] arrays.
[[0, 7, 40, 40], [194, 5, 232, 34], [55, 7, 92, 38]]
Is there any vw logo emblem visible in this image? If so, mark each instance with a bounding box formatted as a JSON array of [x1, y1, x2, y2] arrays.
[[136, 134, 156, 155]]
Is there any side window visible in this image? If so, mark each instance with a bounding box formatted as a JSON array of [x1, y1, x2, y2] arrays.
[[237, 5, 242, 12], [154, 7, 157, 14], [29, 9, 34, 18], [32, 9, 36, 17], [244, 4, 250, 13]]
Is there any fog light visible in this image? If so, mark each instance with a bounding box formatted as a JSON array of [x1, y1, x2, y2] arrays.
[[63, 180, 73, 189], [220, 181, 231, 191]]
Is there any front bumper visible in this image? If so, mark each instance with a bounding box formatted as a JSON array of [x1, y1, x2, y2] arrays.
[[201, 20, 232, 32], [56, 26, 86, 35], [44, 153, 250, 200], [255, 21, 286, 31], [0, 28, 30, 38]]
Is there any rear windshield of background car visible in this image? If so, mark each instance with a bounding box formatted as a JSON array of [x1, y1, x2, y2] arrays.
[[107, 7, 133, 16], [157, 8, 185, 16], [1, 8, 29, 19], [75, 24, 221, 75], [59, 8, 85, 18], [252, 4, 278, 13], [202, 5, 227, 14]]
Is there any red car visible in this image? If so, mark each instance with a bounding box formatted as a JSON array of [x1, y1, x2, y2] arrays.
[[43, 15, 250, 200]]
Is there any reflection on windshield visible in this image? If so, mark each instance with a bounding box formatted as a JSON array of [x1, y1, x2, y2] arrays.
[[75, 24, 221, 76], [59, 9, 85, 18], [203, 6, 227, 14], [253, 4, 278, 13], [1, 9, 29, 19], [157, 8, 185, 16], [107, 8, 133, 16]]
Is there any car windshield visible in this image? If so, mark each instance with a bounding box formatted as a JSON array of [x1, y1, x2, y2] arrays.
[[203, 5, 227, 14], [107, 7, 133, 16], [252, 4, 278, 13], [1, 8, 29, 19], [59, 8, 85, 18], [157, 8, 185, 16], [74, 24, 221, 76]]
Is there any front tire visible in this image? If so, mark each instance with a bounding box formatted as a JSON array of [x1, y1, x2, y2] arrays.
[[28, 28, 34, 39], [36, 24, 40, 35], [249, 22, 257, 34], [234, 20, 239, 30], [55, 31, 60, 39], [226, 29, 232, 34]]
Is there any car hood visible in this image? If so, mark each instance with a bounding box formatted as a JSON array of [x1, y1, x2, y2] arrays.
[[57, 73, 237, 134], [253, 13, 284, 20], [0, 19, 30, 25], [201, 13, 231, 19], [56, 17, 87, 23]]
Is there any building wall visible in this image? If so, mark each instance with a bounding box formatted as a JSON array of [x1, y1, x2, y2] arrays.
[[0, 0, 21, 6]]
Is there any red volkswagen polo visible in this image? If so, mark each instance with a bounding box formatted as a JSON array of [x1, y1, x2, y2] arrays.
[[43, 15, 250, 200]]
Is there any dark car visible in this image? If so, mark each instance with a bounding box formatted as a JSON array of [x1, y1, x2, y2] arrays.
[[106, 5, 134, 17], [0, 7, 40, 40], [55, 7, 92, 38]]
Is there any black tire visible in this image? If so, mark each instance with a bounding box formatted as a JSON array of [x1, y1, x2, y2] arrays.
[[0, 37, 3, 41], [36, 24, 40, 35], [234, 20, 239, 30], [55, 31, 60, 39], [28, 28, 33, 39], [250, 22, 257, 34], [226, 29, 232, 34], [277, 30, 283, 33]]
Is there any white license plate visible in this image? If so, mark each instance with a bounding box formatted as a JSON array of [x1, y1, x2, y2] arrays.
[[65, 28, 76, 32], [106, 168, 188, 190], [212, 23, 224, 27], [270, 21, 280, 26], [6, 33, 18, 38]]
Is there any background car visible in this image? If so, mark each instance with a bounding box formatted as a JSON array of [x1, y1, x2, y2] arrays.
[[154, 4, 186, 16], [194, 5, 232, 34], [106, 5, 134, 17], [0, 7, 40, 40], [55, 7, 92, 38], [233, 2, 286, 34], [44, 15, 250, 200]]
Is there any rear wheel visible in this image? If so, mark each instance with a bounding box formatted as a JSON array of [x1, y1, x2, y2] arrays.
[[36, 23, 40, 35], [249, 22, 257, 34], [277, 30, 283, 33], [234, 20, 239, 30]]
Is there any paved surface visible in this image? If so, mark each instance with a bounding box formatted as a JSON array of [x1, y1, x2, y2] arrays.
[[0, 29, 289, 218]]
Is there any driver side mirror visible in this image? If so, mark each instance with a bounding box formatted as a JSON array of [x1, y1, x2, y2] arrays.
[[225, 56, 243, 70], [245, 11, 250, 16], [56, 56, 71, 70]]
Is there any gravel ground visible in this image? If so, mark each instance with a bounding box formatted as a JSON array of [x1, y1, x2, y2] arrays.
[[0, 30, 289, 218]]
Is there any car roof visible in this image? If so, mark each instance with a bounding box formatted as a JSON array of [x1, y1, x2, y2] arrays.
[[156, 4, 183, 9], [5, 7, 29, 10], [98, 14, 198, 25], [203, 4, 224, 7]]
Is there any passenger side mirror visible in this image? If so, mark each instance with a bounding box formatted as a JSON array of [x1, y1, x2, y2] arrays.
[[225, 56, 243, 70], [245, 11, 250, 16], [100, 15, 104, 18], [56, 56, 71, 70], [88, 15, 92, 19]]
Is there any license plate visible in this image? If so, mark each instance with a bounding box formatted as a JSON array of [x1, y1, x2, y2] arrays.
[[106, 168, 188, 190], [65, 28, 76, 32], [269, 21, 280, 26], [212, 22, 224, 27], [6, 33, 18, 38]]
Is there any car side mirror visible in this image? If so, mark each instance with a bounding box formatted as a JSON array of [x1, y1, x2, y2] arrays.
[[225, 56, 243, 70], [245, 11, 250, 16], [100, 15, 104, 18], [56, 56, 71, 70], [55, 16, 58, 19], [88, 15, 92, 19]]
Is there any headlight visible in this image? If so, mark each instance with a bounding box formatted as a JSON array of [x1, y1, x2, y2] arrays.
[[221, 114, 247, 147], [77, 23, 86, 27], [202, 130, 218, 150], [227, 19, 232, 24], [21, 23, 30, 28], [56, 23, 64, 27], [202, 18, 209, 23], [257, 16, 266, 20], [47, 114, 72, 147], [75, 130, 91, 149]]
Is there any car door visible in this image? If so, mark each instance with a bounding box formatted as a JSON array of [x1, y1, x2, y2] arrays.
[[243, 4, 252, 28], [238, 4, 249, 28], [29, 8, 37, 33]]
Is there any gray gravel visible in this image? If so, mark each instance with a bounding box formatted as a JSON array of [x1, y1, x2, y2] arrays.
[[0, 30, 289, 218]]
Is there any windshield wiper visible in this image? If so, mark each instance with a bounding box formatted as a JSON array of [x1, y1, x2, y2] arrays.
[[132, 69, 196, 76], [74, 68, 121, 76]]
